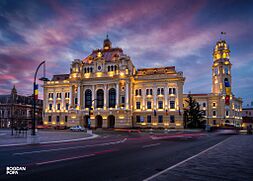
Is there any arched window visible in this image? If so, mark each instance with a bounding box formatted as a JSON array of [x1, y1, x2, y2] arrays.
[[96, 89, 104, 108], [90, 67, 92, 73], [108, 66, 110, 72], [85, 89, 92, 108], [84, 68, 86, 73], [111, 65, 113, 71], [109, 88, 116, 108], [114, 65, 117, 71]]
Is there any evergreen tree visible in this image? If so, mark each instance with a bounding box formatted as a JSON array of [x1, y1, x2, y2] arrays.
[[183, 94, 204, 128]]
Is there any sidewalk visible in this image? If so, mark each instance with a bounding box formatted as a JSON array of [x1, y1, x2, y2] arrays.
[[0, 129, 98, 147], [147, 135, 253, 181]]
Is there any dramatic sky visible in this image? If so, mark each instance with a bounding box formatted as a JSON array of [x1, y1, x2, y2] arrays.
[[0, 0, 252, 105]]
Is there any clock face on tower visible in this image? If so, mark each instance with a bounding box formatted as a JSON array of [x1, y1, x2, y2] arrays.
[[97, 65, 102, 71]]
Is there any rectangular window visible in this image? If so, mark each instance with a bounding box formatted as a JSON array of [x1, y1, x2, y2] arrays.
[[66, 103, 69, 110], [157, 88, 160, 95], [203, 103, 206, 107], [169, 88, 172, 95], [158, 101, 163, 109], [226, 110, 229, 116], [49, 104, 52, 110], [65, 92, 70, 98], [147, 115, 152, 123], [57, 104, 60, 110], [150, 89, 153, 95], [135, 89, 138, 96], [147, 101, 152, 109], [139, 89, 142, 96], [170, 101, 175, 109], [56, 93, 61, 98], [56, 116, 60, 122], [65, 116, 68, 122], [121, 96, 125, 104], [161, 88, 164, 95], [170, 115, 175, 123], [136, 115, 141, 123], [136, 102, 141, 109], [213, 120, 216, 125], [158, 115, 163, 123], [173, 88, 176, 95], [213, 111, 216, 116], [75, 97, 78, 105], [146, 89, 149, 95], [48, 116, 52, 122]]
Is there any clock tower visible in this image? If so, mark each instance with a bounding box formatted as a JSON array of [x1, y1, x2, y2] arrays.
[[212, 39, 232, 104]]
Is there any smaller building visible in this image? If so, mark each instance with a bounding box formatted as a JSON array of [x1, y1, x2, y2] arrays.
[[242, 107, 253, 129], [0, 86, 43, 128]]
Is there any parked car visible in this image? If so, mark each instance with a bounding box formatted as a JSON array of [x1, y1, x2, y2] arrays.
[[69, 125, 85, 132]]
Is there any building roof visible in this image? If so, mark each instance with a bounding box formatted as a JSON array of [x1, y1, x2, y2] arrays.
[[190, 93, 209, 96], [136, 66, 176, 75], [82, 48, 124, 64], [0, 94, 42, 106], [51, 74, 69, 81]]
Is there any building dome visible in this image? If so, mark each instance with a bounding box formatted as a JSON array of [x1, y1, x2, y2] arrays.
[[103, 34, 112, 50]]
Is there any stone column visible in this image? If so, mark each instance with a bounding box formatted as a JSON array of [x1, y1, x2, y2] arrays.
[[116, 83, 119, 108], [142, 88, 145, 109], [92, 85, 95, 108], [165, 85, 168, 109], [125, 81, 129, 109], [83, 86, 85, 109], [104, 84, 107, 109], [69, 85, 73, 107], [77, 84, 81, 109], [61, 90, 65, 111], [53, 90, 56, 111], [153, 86, 157, 109]]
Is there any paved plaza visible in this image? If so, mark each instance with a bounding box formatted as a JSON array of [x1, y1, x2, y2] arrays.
[[148, 135, 253, 181], [0, 129, 96, 146]]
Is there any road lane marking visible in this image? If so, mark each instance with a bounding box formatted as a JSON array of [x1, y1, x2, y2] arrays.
[[35, 149, 118, 166], [143, 137, 231, 181], [13, 138, 127, 156], [36, 154, 95, 165], [142, 143, 161, 148]]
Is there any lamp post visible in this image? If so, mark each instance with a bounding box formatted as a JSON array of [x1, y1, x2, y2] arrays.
[[32, 61, 49, 136]]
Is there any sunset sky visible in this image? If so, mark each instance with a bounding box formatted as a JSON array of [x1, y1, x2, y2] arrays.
[[0, 0, 252, 105]]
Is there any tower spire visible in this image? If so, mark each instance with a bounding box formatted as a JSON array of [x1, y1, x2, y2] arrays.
[[103, 34, 112, 50]]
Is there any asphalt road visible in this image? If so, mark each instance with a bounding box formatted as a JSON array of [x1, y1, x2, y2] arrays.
[[0, 131, 230, 181]]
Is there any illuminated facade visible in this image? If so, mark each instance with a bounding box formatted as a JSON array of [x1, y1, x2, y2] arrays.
[[43, 36, 185, 128], [183, 39, 243, 127]]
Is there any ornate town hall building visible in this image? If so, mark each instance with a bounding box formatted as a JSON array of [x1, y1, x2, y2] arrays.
[[43, 36, 185, 128], [43, 36, 242, 129]]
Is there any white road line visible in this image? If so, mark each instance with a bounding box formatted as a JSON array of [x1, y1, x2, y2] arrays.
[[143, 137, 231, 181], [142, 143, 161, 148], [36, 154, 95, 165], [13, 138, 127, 156]]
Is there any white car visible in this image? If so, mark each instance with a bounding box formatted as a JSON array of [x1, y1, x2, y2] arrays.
[[69, 125, 85, 132]]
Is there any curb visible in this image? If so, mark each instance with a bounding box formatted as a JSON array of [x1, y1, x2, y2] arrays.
[[0, 134, 99, 147]]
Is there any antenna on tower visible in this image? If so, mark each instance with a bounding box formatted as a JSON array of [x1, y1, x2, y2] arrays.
[[220, 32, 226, 40]]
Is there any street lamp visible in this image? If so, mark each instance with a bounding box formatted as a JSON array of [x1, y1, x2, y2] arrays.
[[32, 61, 49, 136]]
